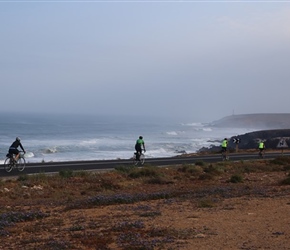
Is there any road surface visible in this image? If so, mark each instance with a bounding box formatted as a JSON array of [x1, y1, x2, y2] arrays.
[[0, 152, 288, 177]]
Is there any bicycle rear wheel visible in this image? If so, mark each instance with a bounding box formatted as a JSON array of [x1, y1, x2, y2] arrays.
[[133, 153, 139, 166], [17, 157, 26, 172], [139, 154, 145, 165], [4, 157, 13, 173]]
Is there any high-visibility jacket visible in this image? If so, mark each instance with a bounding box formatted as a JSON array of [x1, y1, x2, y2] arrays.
[[259, 142, 265, 149], [221, 140, 228, 147]]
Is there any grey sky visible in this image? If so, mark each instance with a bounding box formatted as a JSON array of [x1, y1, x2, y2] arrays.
[[1, 1, 290, 122]]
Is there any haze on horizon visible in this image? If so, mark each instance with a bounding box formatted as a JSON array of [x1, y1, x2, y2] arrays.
[[1, 1, 290, 123]]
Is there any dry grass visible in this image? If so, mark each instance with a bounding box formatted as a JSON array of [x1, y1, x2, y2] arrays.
[[1, 158, 290, 249]]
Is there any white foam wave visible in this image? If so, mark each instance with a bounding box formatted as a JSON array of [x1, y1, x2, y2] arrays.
[[42, 148, 57, 154], [145, 148, 173, 158], [80, 139, 99, 145], [166, 131, 178, 136], [24, 152, 34, 158], [181, 122, 204, 127]]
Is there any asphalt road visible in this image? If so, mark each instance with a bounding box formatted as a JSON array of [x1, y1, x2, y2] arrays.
[[0, 152, 289, 178]]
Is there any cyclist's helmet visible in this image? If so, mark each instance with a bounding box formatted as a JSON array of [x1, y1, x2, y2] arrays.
[[139, 136, 143, 139], [224, 138, 227, 140], [16, 137, 21, 142]]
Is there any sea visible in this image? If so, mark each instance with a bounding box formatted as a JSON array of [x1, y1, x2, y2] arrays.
[[0, 112, 254, 164]]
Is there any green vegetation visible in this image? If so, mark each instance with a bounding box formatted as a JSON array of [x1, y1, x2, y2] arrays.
[[128, 166, 160, 178], [281, 176, 290, 185], [59, 169, 74, 178], [229, 174, 243, 183], [270, 156, 290, 165], [198, 198, 216, 208]]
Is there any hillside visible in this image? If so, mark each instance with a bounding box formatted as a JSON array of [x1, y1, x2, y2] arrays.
[[210, 113, 290, 129], [0, 161, 290, 249]]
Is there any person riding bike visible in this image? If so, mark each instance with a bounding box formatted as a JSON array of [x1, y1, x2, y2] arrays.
[[221, 138, 228, 159], [8, 137, 26, 162], [135, 136, 146, 161], [258, 141, 265, 157]]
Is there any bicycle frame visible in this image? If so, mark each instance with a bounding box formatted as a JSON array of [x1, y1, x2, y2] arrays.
[[4, 152, 26, 172], [133, 151, 145, 166]]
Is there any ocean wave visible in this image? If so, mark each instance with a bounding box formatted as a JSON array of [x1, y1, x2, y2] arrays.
[[166, 131, 178, 136], [24, 152, 34, 158], [1, 113, 254, 163], [181, 122, 204, 127], [42, 148, 57, 154], [80, 139, 99, 145]]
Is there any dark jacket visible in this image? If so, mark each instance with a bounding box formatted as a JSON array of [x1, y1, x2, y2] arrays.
[[9, 140, 25, 151]]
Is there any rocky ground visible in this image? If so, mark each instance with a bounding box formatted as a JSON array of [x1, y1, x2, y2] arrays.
[[0, 156, 290, 250]]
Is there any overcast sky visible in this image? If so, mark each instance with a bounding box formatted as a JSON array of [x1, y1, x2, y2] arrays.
[[1, 0, 290, 122]]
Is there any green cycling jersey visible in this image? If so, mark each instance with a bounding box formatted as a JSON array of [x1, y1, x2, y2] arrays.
[[136, 139, 144, 145]]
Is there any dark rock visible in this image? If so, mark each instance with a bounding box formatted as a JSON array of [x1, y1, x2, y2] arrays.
[[198, 129, 290, 152]]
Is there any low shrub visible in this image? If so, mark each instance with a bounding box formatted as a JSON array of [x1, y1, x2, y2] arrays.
[[128, 166, 159, 179], [145, 176, 174, 185], [198, 173, 215, 180], [59, 169, 73, 178], [229, 174, 243, 183], [270, 156, 290, 165], [98, 176, 120, 190], [181, 164, 204, 175], [68, 191, 172, 209], [26, 172, 48, 182], [139, 211, 162, 217], [283, 165, 290, 171], [69, 224, 85, 231], [115, 165, 135, 173], [46, 238, 72, 249], [73, 170, 90, 178], [280, 176, 290, 185], [113, 220, 145, 231], [242, 163, 280, 173], [204, 164, 224, 175], [0, 211, 49, 231], [17, 174, 29, 182], [198, 198, 215, 208], [195, 161, 205, 166]]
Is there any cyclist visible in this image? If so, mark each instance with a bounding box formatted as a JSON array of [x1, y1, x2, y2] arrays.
[[221, 138, 228, 160], [8, 137, 26, 162], [135, 136, 146, 161], [258, 141, 265, 157]]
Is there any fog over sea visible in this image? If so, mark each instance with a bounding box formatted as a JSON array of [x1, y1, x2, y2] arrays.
[[0, 113, 254, 164]]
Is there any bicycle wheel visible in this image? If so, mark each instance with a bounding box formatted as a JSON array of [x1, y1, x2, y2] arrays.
[[17, 157, 26, 172], [133, 154, 139, 166], [140, 154, 145, 165], [4, 157, 13, 173]]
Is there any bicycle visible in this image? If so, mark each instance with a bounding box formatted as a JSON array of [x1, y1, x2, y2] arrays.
[[4, 151, 26, 172], [221, 148, 229, 161], [258, 150, 265, 159], [132, 151, 145, 166]]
